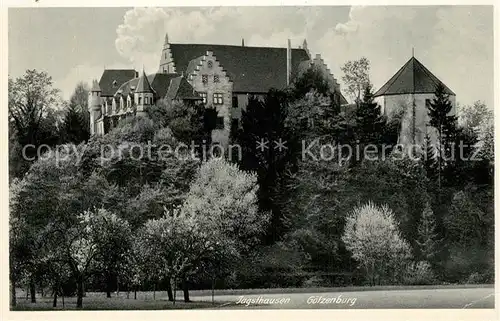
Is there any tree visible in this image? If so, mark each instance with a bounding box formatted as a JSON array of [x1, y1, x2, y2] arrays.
[[8, 70, 62, 178], [138, 209, 221, 303], [442, 187, 494, 281], [148, 99, 216, 150], [476, 116, 494, 166], [422, 133, 438, 180], [427, 83, 457, 190], [61, 102, 87, 144], [354, 84, 387, 151], [291, 65, 330, 99], [277, 140, 349, 273], [340, 57, 371, 104], [342, 202, 413, 285], [60, 82, 90, 144], [235, 89, 293, 242], [182, 158, 268, 254], [416, 202, 441, 263], [457, 101, 492, 134], [8, 70, 62, 152], [91, 209, 133, 298]]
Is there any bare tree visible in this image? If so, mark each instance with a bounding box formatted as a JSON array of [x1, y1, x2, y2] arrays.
[[340, 57, 371, 105]]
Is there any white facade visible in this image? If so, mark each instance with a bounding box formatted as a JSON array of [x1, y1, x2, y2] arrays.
[[374, 93, 456, 146]]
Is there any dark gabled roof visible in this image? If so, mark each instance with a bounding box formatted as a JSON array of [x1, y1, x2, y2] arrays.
[[116, 73, 181, 98], [150, 73, 181, 98], [169, 43, 310, 93], [99, 69, 137, 96], [374, 57, 455, 97], [165, 76, 201, 101], [136, 70, 155, 93], [176, 77, 202, 100]]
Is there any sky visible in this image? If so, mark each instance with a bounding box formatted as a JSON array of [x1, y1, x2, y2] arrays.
[[8, 6, 494, 108]]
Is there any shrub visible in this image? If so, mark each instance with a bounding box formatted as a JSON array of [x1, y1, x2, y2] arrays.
[[342, 201, 413, 285], [465, 271, 494, 285], [402, 261, 436, 285]]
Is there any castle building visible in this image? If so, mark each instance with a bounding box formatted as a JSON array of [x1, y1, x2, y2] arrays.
[[373, 56, 456, 145], [89, 33, 347, 146]]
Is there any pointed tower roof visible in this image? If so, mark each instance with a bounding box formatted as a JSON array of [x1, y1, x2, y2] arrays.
[[136, 70, 155, 94], [91, 79, 101, 92], [374, 57, 455, 97]]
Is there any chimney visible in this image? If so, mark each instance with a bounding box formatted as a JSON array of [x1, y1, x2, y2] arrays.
[[302, 39, 308, 51], [135, 71, 139, 78], [286, 39, 292, 86], [241, 38, 245, 47]]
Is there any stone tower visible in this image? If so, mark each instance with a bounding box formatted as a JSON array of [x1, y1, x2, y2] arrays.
[[89, 79, 102, 136], [134, 70, 155, 117]]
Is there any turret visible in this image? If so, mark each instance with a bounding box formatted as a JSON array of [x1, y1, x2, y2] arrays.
[[89, 79, 102, 135], [134, 70, 155, 117]]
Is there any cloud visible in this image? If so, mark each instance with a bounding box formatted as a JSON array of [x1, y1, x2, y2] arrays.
[[112, 7, 340, 72], [111, 6, 492, 107], [313, 6, 493, 107], [55, 62, 130, 100]]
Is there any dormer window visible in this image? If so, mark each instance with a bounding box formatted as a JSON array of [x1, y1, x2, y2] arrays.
[[112, 80, 118, 87]]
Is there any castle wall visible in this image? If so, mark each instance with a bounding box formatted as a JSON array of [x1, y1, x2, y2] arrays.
[[375, 93, 456, 146]]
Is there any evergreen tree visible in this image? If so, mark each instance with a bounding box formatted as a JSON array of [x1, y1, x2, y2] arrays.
[[427, 83, 457, 189], [235, 89, 294, 243], [61, 82, 90, 144], [61, 102, 87, 144], [355, 85, 386, 144], [352, 85, 386, 162], [416, 202, 441, 263]]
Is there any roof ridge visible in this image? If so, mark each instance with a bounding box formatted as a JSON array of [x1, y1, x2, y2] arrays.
[[169, 42, 307, 51]]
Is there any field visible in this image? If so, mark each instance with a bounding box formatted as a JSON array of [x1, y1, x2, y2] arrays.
[[11, 284, 494, 310]]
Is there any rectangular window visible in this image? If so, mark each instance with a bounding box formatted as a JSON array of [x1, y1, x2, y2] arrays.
[[232, 96, 238, 108], [425, 99, 431, 107], [202, 74, 208, 84], [213, 93, 223, 105], [214, 74, 220, 83], [138, 97, 142, 104], [200, 92, 207, 104], [216, 117, 224, 129]]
